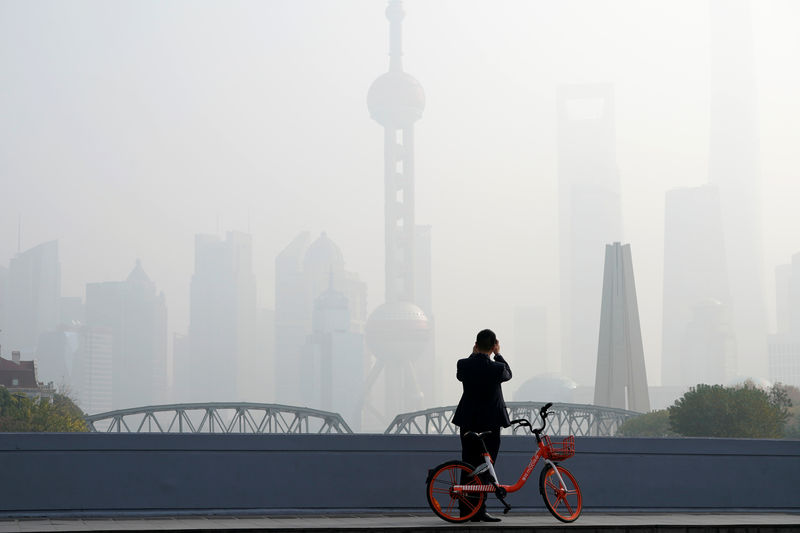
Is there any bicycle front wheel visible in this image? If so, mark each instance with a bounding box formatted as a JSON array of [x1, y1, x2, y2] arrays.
[[539, 463, 582, 522], [426, 460, 486, 523]]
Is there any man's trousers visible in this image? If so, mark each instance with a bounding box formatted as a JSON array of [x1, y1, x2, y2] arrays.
[[458, 427, 501, 518]]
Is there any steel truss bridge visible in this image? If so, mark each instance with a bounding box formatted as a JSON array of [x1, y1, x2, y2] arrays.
[[384, 402, 639, 436], [85, 403, 353, 434]]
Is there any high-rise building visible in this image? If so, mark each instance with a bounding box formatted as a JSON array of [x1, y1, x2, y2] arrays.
[[769, 254, 800, 387], [251, 308, 275, 402], [709, 0, 767, 377], [72, 325, 113, 414], [680, 298, 737, 386], [35, 327, 80, 390], [661, 185, 733, 387], [274, 232, 366, 407], [275, 232, 312, 406], [86, 261, 167, 409], [594, 243, 650, 412], [365, 0, 434, 423], [558, 84, 623, 387], [413, 225, 436, 407], [0, 265, 7, 352], [769, 340, 800, 389], [5, 241, 60, 357], [775, 263, 792, 336], [27, 297, 83, 396], [186, 232, 256, 403], [302, 282, 365, 430]]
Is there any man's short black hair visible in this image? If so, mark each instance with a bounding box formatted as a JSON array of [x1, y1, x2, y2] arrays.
[[476, 329, 497, 351]]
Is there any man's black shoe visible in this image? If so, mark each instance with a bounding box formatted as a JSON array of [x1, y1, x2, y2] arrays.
[[469, 512, 502, 522]]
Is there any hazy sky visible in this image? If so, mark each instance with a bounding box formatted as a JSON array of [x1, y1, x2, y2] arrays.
[[2, 1, 800, 403]]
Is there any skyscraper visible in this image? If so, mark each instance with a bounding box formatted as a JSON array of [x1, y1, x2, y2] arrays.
[[365, 0, 434, 422], [594, 243, 650, 412], [413, 224, 436, 406], [558, 84, 623, 387], [5, 241, 60, 357], [661, 185, 733, 387], [86, 261, 167, 409], [0, 265, 7, 352], [186, 232, 256, 402], [769, 254, 800, 387], [72, 325, 113, 414], [302, 280, 365, 430], [275, 232, 312, 406], [274, 232, 366, 407], [708, 0, 767, 377]]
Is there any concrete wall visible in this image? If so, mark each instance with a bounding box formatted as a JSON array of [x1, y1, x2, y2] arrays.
[[1, 433, 798, 517]]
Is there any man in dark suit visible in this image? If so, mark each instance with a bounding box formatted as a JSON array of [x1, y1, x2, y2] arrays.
[[452, 329, 512, 522]]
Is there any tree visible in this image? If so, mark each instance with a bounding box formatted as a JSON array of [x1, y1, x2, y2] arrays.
[[668, 383, 789, 438], [0, 388, 88, 432], [774, 383, 800, 439], [617, 409, 677, 437]]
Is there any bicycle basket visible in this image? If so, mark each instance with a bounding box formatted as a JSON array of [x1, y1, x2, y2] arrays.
[[543, 435, 575, 461]]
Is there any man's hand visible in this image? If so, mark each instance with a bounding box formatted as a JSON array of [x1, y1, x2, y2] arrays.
[[472, 344, 479, 354], [493, 341, 500, 356]]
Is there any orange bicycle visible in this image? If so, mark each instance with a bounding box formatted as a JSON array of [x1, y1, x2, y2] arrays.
[[425, 402, 582, 523]]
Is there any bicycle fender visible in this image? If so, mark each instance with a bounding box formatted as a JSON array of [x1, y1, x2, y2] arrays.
[[538, 463, 554, 495]]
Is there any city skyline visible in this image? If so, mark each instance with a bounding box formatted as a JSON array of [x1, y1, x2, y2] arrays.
[[2, 1, 800, 408]]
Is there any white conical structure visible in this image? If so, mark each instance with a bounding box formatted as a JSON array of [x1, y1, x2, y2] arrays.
[[594, 243, 650, 413]]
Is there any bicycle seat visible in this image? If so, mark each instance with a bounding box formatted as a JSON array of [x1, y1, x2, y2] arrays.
[[464, 430, 492, 440]]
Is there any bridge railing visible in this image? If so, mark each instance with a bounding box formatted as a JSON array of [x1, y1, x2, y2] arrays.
[[85, 401, 638, 436], [384, 402, 640, 436], [85, 402, 353, 434]]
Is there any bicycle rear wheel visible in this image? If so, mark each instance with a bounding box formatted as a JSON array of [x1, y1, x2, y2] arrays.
[[539, 463, 582, 522], [426, 460, 486, 523]]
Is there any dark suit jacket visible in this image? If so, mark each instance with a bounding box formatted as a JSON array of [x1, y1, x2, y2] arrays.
[[452, 353, 512, 431]]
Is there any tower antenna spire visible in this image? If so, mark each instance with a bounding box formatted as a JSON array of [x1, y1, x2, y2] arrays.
[[387, 0, 405, 72]]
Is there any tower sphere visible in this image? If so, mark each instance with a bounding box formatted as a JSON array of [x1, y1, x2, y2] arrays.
[[366, 301, 430, 361], [385, 0, 405, 23], [514, 373, 578, 402], [367, 71, 426, 127]]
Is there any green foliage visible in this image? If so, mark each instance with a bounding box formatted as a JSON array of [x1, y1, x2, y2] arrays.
[[774, 383, 800, 439], [0, 387, 88, 432], [617, 409, 677, 437], [668, 383, 790, 438]]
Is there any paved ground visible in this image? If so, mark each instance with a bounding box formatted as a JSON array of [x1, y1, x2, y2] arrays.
[[0, 513, 798, 532]]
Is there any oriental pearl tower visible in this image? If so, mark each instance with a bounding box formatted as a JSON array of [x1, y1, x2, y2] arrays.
[[364, 0, 432, 423]]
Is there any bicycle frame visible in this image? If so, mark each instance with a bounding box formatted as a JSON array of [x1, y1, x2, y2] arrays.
[[426, 403, 582, 524], [452, 438, 566, 496]]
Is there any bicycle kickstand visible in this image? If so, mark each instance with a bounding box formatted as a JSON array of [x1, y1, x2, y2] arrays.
[[492, 483, 512, 514]]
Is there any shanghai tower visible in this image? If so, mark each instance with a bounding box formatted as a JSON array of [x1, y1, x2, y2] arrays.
[[708, 0, 767, 378]]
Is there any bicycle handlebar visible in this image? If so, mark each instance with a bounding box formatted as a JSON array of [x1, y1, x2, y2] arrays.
[[510, 402, 555, 440]]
